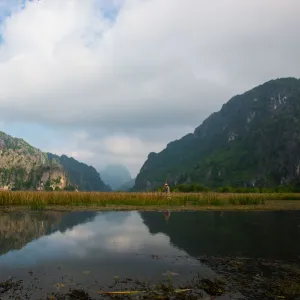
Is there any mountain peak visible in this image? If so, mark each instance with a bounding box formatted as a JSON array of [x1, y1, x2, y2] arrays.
[[134, 77, 300, 190]]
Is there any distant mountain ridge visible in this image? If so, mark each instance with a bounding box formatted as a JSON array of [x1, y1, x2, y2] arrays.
[[134, 77, 300, 190], [118, 178, 135, 191], [0, 131, 110, 191], [100, 164, 132, 191]]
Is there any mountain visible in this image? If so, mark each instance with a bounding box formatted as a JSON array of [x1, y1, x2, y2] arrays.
[[0, 131, 110, 191], [100, 164, 132, 190], [118, 178, 135, 191], [47, 153, 111, 191], [134, 77, 300, 190]]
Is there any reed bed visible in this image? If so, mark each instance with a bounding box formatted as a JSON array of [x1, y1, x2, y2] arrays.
[[0, 191, 292, 208]]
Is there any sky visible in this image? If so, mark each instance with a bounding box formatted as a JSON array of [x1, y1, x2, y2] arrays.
[[0, 0, 300, 177]]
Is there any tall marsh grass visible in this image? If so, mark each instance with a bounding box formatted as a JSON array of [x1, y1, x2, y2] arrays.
[[0, 191, 289, 207]]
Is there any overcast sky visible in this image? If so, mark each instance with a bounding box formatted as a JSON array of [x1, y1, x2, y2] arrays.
[[0, 0, 299, 177]]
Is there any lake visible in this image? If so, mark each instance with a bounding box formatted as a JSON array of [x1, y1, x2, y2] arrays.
[[0, 210, 300, 299]]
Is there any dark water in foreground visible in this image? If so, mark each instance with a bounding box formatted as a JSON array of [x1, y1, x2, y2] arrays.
[[0, 210, 300, 298]]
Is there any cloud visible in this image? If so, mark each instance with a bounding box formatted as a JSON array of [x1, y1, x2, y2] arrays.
[[0, 0, 300, 175], [45, 129, 170, 176]]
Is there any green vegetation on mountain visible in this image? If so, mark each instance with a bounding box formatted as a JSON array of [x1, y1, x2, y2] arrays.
[[134, 78, 300, 190], [47, 153, 111, 191], [0, 131, 110, 191]]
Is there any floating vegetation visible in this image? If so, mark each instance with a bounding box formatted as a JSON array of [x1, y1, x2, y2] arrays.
[[0, 278, 23, 294], [83, 271, 91, 275]]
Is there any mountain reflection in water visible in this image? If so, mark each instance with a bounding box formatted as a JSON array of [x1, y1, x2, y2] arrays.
[[0, 210, 299, 263], [0, 210, 299, 299], [141, 210, 300, 260], [0, 211, 209, 287], [0, 211, 97, 256]]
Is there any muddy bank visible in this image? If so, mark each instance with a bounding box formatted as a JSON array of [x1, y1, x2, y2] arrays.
[[1, 256, 299, 299], [197, 256, 300, 299]]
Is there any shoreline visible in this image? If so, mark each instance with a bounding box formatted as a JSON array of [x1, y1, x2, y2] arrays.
[[1, 200, 300, 212], [1, 256, 299, 299]]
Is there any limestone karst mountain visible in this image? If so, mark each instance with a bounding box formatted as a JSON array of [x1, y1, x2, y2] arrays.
[[0, 131, 110, 191], [134, 78, 300, 190]]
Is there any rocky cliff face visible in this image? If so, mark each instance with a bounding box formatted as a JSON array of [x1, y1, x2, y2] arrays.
[[134, 78, 300, 190], [0, 132, 68, 190], [0, 131, 110, 191], [47, 153, 111, 192]]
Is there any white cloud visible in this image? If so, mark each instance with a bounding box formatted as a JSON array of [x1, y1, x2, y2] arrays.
[[0, 0, 300, 175], [46, 129, 168, 176]]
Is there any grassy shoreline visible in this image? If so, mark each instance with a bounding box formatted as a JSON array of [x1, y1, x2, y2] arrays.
[[1, 191, 300, 211], [1, 201, 300, 212]]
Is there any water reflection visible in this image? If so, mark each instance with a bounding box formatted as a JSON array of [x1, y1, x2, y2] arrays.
[[0, 210, 299, 299], [0, 211, 207, 292], [163, 210, 171, 222], [0, 210, 299, 293], [0, 211, 97, 256], [140, 210, 300, 260]]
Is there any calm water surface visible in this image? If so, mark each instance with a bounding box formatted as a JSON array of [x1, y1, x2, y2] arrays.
[[0, 210, 299, 297]]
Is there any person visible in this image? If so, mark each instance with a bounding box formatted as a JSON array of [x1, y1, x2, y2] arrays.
[[162, 183, 171, 222], [164, 182, 171, 198]]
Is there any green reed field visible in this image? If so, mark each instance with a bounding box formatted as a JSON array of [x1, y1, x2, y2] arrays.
[[1, 191, 300, 211], [0, 191, 266, 206]]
